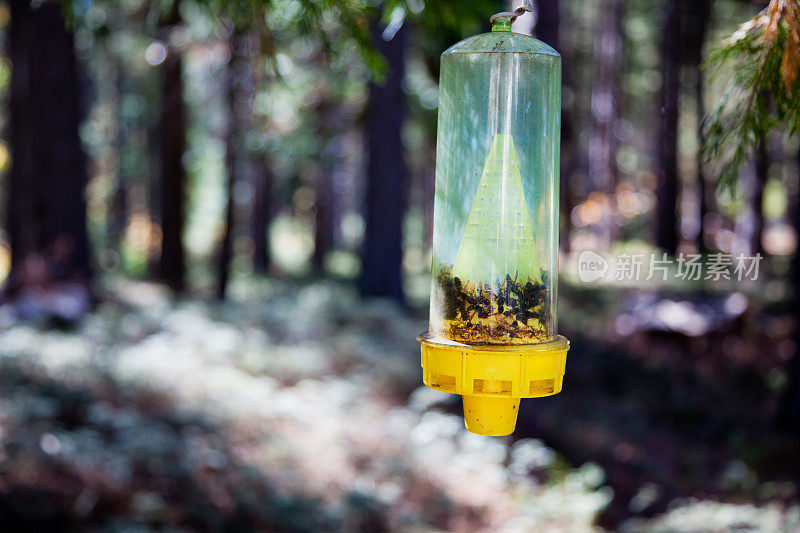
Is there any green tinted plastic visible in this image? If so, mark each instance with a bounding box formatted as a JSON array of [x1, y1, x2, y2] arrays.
[[429, 30, 561, 345]]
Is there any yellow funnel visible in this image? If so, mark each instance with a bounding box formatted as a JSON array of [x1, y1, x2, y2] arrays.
[[463, 396, 520, 436], [418, 334, 569, 436]]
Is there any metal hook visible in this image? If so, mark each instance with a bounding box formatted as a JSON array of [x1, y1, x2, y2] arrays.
[[490, 0, 535, 24]]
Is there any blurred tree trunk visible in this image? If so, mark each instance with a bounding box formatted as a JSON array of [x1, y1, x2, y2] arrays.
[[251, 159, 272, 273], [158, 5, 187, 293], [751, 139, 768, 256], [111, 68, 129, 262], [4, 0, 91, 317], [655, 0, 682, 255], [313, 99, 337, 271], [533, 0, 573, 253], [217, 29, 246, 300], [360, 21, 408, 303], [313, 178, 335, 271], [686, 0, 712, 253], [777, 152, 800, 435], [249, 34, 273, 274], [533, 0, 559, 46], [589, 0, 624, 246], [697, 73, 711, 252]]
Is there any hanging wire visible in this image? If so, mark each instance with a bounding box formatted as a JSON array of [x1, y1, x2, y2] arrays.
[[490, 0, 535, 24]]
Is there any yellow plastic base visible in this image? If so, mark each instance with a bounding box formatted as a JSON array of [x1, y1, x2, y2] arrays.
[[418, 334, 569, 436]]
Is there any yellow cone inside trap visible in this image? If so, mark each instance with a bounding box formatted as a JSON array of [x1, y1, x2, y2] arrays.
[[452, 134, 541, 284], [463, 396, 519, 436]]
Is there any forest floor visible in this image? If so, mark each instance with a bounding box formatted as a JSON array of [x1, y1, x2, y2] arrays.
[[0, 277, 797, 532]]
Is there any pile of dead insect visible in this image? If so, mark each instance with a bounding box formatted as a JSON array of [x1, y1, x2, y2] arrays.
[[434, 266, 552, 344]]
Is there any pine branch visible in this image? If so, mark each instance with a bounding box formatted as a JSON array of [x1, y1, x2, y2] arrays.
[[703, 0, 800, 191]]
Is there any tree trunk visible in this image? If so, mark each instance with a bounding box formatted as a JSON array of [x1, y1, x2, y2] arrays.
[[313, 99, 337, 271], [111, 68, 129, 262], [251, 159, 272, 273], [686, 0, 712, 253], [697, 72, 711, 253], [244, 32, 273, 274], [313, 177, 335, 271], [589, 0, 624, 247], [216, 31, 245, 300], [534, 0, 559, 47], [777, 150, 800, 435], [4, 0, 91, 318], [655, 0, 682, 255], [751, 138, 768, 256], [158, 6, 187, 293], [359, 21, 408, 303], [533, 0, 573, 253]]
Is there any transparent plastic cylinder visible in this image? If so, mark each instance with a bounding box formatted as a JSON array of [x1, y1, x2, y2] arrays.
[[429, 22, 561, 346]]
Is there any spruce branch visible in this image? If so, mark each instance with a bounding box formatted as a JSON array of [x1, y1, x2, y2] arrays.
[[703, 0, 800, 191]]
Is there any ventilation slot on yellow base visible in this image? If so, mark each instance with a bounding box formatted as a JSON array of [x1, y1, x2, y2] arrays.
[[530, 379, 555, 394], [474, 379, 513, 395], [430, 373, 456, 392]]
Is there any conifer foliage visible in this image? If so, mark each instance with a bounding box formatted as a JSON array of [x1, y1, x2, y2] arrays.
[[704, 0, 800, 189]]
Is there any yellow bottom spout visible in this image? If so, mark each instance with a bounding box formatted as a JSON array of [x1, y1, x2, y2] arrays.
[[462, 395, 520, 436]]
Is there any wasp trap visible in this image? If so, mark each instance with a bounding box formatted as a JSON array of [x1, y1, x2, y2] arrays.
[[418, 4, 569, 436]]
